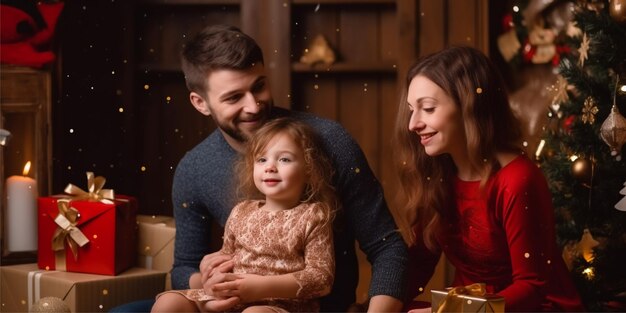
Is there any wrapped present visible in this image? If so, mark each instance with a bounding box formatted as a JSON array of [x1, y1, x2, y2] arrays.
[[432, 283, 504, 313], [37, 172, 138, 275], [0, 263, 166, 313], [137, 215, 175, 290]]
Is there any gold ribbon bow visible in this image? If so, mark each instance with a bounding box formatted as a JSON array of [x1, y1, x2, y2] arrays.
[[51, 199, 90, 262], [437, 283, 486, 313], [64, 172, 115, 204]]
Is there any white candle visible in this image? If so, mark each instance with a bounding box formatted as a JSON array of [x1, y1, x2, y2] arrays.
[[6, 161, 38, 252]]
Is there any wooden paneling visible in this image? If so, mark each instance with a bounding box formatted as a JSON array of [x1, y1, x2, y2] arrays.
[[418, 0, 489, 57], [292, 74, 339, 120], [130, 2, 240, 214], [135, 4, 241, 70], [241, 0, 292, 108], [447, 0, 489, 51]]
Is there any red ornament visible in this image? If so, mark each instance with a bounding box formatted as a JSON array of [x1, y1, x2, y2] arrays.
[[522, 40, 536, 63], [502, 13, 514, 32], [563, 115, 576, 133]]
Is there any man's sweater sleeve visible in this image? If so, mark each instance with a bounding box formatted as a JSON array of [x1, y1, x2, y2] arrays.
[[171, 154, 214, 290], [325, 122, 409, 300]]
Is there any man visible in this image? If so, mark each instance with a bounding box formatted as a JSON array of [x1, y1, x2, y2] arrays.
[[173, 24, 407, 312]]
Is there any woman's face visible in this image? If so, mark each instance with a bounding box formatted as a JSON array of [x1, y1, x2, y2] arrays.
[[406, 75, 466, 157]]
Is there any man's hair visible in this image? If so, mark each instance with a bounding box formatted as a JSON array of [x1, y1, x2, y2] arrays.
[[181, 24, 264, 95]]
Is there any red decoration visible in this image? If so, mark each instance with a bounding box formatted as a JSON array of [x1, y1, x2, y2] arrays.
[[37, 195, 138, 275], [563, 115, 576, 133], [553, 45, 571, 66], [502, 13, 514, 32], [0, 1, 64, 68], [522, 40, 535, 63]]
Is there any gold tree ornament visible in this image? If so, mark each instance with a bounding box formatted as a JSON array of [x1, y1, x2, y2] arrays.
[[571, 156, 594, 187], [577, 228, 600, 263], [299, 34, 336, 66], [578, 33, 591, 67], [582, 96, 599, 124]]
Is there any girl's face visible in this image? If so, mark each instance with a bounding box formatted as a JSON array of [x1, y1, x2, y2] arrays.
[[253, 133, 307, 210], [406, 75, 466, 158]]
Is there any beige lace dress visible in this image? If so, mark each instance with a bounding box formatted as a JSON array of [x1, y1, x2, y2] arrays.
[[161, 200, 335, 312]]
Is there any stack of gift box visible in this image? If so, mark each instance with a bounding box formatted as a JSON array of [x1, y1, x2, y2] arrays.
[[0, 173, 176, 312]]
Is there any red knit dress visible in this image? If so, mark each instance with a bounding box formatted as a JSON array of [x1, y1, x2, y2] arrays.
[[406, 156, 585, 312]]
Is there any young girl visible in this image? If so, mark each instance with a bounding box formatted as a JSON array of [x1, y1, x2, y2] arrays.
[[152, 117, 337, 313], [394, 46, 585, 312]]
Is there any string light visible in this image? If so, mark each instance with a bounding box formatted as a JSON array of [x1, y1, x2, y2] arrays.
[[582, 267, 595, 280], [535, 139, 545, 159]]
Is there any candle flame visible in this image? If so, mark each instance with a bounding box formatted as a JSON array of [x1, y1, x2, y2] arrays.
[[23, 161, 31, 176]]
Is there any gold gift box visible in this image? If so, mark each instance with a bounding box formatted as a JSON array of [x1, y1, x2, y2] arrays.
[[0, 263, 166, 313], [136, 215, 175, 290], [432, 287, 505, 313]]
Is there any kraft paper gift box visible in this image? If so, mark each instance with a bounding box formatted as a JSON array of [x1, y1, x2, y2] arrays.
[[0, 263, 166, 313], [37, 194, 138, 275], [431, 284, 505, 313], [136, 215, 175, 290]]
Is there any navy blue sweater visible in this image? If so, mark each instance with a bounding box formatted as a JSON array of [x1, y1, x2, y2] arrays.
[[171, 108, 407, 312]]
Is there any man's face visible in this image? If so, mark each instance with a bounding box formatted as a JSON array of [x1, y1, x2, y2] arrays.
[[194, 63, 273, 148]]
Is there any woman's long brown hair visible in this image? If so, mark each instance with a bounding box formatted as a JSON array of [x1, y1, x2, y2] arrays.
[[393, 46, 522, 250]]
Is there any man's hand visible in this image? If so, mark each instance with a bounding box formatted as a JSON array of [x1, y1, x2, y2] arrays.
[[199, 251, 234, 286], [188, 251, 240, 312]]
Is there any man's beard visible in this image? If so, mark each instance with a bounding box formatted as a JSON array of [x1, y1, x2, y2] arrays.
[[217, 100, 273, 143], [220, 124, 249, 143]]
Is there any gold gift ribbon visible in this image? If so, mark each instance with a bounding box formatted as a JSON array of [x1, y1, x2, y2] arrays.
[[64, 171, 115, 204], [51, 199, 90, 265], [437, 283, 486, 313]]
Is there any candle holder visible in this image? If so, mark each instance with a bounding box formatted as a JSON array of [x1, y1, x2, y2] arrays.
[[1, 65, 52, 265]]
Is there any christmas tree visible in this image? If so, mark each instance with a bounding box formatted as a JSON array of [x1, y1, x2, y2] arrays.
[[500, 0, 626, 311]]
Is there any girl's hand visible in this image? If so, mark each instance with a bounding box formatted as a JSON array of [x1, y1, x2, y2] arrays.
[[408, 307, 432, 313], [211, 273, 264, 303]]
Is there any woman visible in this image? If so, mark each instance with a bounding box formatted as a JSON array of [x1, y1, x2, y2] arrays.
[[394, 46, 584, 312]]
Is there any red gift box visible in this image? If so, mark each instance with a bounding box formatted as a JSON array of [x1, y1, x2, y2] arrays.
[[37, 195, 138, 275]]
